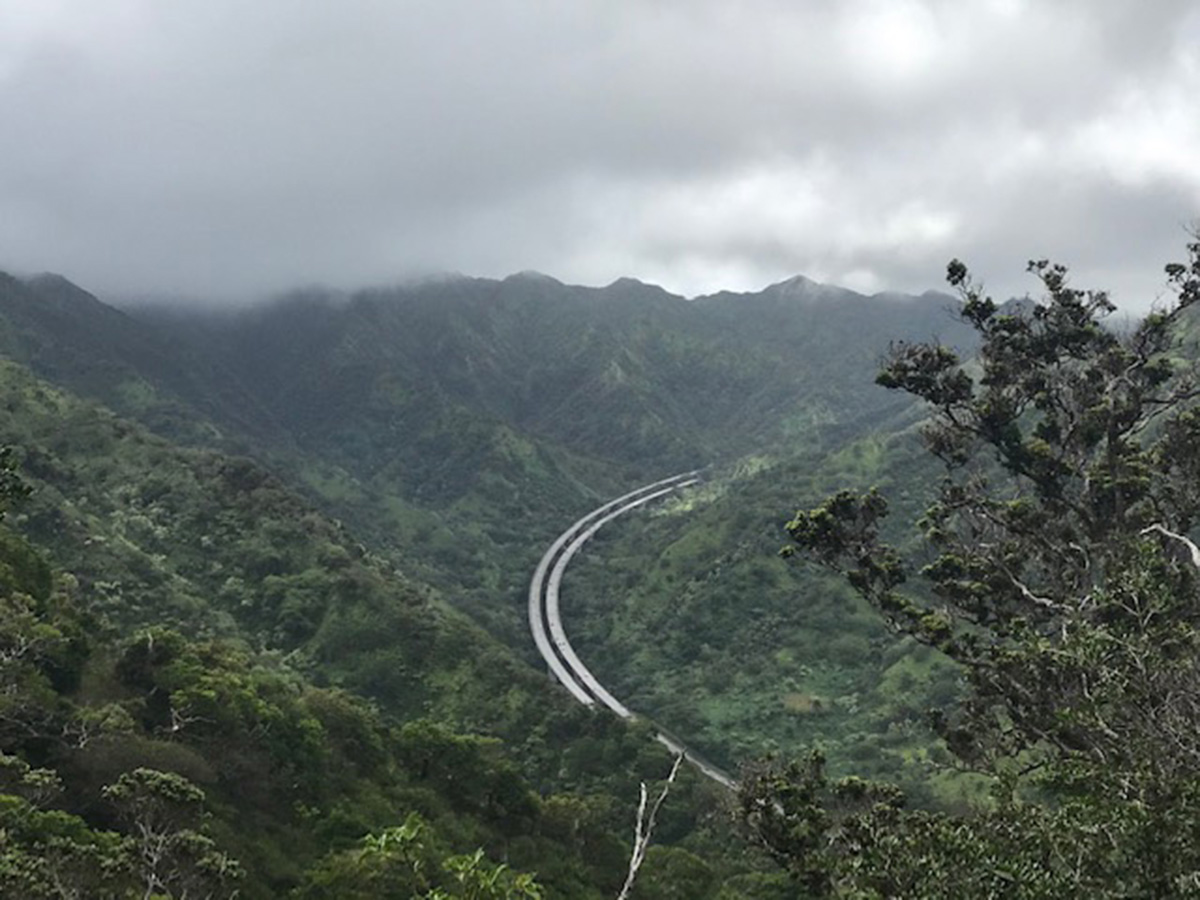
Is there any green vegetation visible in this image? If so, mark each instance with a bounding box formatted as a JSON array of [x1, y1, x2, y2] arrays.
[[4, 270, 971, 642], [560, 426, 967, 807], [0, 262, 988, 895], [0, 553, 553, 898], [0, 355, 782, 896], [27, 248, 1199, 895], [746, 246, 1200, 896]]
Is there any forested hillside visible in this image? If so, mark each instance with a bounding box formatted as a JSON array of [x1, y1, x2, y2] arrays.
[[0, 264, 982, 896], [563, 427, 966, 802], [0, 358, 791, 897], [3, 270, 973, 641]]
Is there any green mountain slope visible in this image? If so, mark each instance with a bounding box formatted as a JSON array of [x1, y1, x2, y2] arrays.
[[0, 267, 974, 654], [146, 272, 972, 472], [0, 272, 286, 450], [0, 358, 780, 897], [0, 264, 987, 895], [0, 358, 620, 769], [560, 427, 970, 802]]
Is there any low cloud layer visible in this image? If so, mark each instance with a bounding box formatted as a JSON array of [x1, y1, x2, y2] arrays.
[[1, 0, 1198, 307]]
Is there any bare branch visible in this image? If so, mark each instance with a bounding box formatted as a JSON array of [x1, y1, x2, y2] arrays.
[[616, 753, 684, 900], [1140, 524, 1200, 571]]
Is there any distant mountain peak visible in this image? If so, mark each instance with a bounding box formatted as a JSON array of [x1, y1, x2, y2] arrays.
[[603, 276, 673, 297], [506, 270, 562, 285], [760, 273, 856, 304], [20, 271, 117, 314], [25, 271, 84, 292], [769, 274, 819, 291]]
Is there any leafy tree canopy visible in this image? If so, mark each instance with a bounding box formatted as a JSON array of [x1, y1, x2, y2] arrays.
[[749, 239, 1200, 897]]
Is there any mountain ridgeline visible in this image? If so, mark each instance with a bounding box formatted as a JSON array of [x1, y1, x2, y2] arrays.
[[145, 272, 971, 472], [0, 266, 977, 897], [9, 269, 971, 473], [4, 269, 974, 643]]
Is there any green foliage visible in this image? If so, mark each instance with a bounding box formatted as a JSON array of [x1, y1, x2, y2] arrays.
[[633, 845, 717, 899], [1, 267, 973, 650], [0, 376, 774, 896], [103, 768, 243, 899], [296, 812, 543, 899], [561, 430, 956, 795], [0, 576, 628, 898], [393, 720, 539, 829], [763, 243, 1200, 896], [0, 793, 131, 899], [742, 750, 1200, 898], [0, 263, 991, 897], [0, 445, 31, 519]]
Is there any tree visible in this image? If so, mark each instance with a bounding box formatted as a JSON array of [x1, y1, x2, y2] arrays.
[[295, 812, 543, 900], [0, 793, 133, 899], [102, 768, 241, 899], [744, 240, 1200, 896]]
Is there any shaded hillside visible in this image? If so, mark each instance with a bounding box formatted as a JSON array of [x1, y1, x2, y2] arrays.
[[142, 272, 973, 474], [0, 358, 618, 766], [0, 273, 285, 450]]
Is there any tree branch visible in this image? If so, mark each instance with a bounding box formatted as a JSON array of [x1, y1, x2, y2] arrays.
[[616, 753, 683, 900], [1140, 524, 1200, 571]]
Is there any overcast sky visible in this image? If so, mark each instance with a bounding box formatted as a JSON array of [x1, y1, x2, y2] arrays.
[[1, 1, 1198, 308]]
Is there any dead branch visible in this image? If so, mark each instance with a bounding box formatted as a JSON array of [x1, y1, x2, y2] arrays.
[[616, 753, 684, 900], [1141, 524, 1200, 571]]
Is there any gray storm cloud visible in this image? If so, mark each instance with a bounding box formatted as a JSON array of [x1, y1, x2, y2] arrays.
[[0, 0, 1198, 307]]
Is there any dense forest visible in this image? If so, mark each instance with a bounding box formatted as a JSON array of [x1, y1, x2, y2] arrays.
[[2, 247, 1198, 896]]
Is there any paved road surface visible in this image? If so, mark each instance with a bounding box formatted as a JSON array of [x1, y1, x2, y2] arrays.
[[528, 474, 736, 790]]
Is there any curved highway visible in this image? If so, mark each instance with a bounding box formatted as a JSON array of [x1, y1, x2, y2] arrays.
[[529, 473, 736, 790]]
